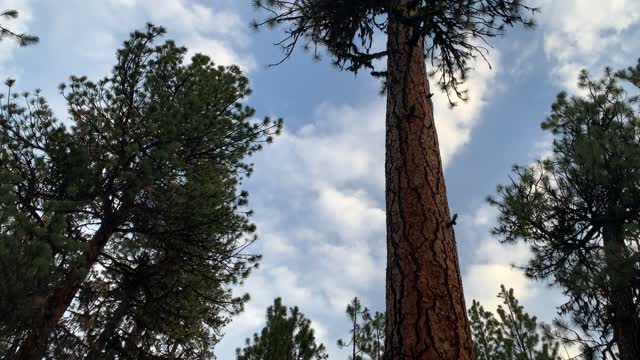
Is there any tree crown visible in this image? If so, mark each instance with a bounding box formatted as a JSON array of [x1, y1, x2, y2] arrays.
[[489, 61, 640, 358], [252, 0, 536, 102], [0, 24, 281, 358]]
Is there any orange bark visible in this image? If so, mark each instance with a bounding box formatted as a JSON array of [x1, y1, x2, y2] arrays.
[[383, 1, 474, 358]]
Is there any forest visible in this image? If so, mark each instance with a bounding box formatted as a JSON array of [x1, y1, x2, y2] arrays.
[[0, 1, 638, 359]]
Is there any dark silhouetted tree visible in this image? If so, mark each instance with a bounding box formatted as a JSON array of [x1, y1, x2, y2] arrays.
[[0, 24, 281, 359], [251, 1, 537, 358], [236, 297, 328, 360], [490, 63, 640, 360]]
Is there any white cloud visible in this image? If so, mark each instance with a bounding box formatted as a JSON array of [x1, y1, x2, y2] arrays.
[[539, 0, 640, 91], [461, 204, 536, 311], [464, 264, 534, 311], [28, 0, 254, 125], [129, 0, 255, 70], [471, 203, 497, 227], [432, 52, 500, 165], [47, 0, 254, 73], [315, 186, 385, 244]]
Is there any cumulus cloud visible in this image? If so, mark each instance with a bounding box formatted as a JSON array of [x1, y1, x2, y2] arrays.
[[539, 0, 640, 91], [460, 204, 536, 311], [16, 0, 254, 128], [124, 0, 255, 70], [46, 0, 254, 73]]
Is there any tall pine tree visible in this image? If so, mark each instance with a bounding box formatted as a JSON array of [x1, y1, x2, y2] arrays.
[[251, 1, 537, 358], [0, 24, 281, 359], [236, 297, 328, 360], [490, 64, 640, 359]]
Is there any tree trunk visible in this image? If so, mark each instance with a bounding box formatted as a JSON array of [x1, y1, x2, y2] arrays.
[[383, 1, 474, 359], [602, 220, 640, 360], [353, 314, 357, 360], [13, 220, 117, 360]]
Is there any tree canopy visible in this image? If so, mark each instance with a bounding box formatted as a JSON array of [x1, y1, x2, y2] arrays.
[[337, 297, 385, 360], [0, 24, 281, 359], [490, 63, 640, 359]]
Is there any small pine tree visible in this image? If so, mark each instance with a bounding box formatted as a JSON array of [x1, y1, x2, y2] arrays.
[[360, 310, 385, 360], [469, 300, 503, 360], [337, 297, 385, 360], [468, 285, 562, 360], [337, 297, 368, 360], [236, 298, 328, 360]]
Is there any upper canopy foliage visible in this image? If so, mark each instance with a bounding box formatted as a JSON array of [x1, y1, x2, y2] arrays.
[[0, 24, 281, 358], [252, 0, 536, 101]]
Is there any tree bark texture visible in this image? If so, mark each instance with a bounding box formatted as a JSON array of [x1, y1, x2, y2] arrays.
[[602, 220, 640, 360], [383, 1, 474, 359]]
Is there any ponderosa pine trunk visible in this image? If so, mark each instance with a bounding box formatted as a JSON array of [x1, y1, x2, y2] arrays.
[[13, 217, 119, 360], [383, 1, 474, 359], [602, 219, 640, 360]]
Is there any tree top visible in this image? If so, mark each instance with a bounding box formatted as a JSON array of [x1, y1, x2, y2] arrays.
[[252, 0, 537, 102]]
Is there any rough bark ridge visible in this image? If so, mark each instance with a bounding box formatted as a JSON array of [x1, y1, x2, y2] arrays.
[[602, 220, 640, 360], [383, 1, 474, 359]]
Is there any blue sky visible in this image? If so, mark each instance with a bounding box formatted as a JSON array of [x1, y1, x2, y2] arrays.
[[3, 0, 640, 358]]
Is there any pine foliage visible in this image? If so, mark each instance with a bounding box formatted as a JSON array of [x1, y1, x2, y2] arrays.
[[337, 297, 384, 360], [251, 0, 536, 102], [468, 286, 561, 360], [235, 297, 328, 360], [0, 9, 38, 46], [0, 24, 281, 358], [489, 62, 640, 359]]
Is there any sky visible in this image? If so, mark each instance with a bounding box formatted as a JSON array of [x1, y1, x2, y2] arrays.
[[2, 0, 640, 358]]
